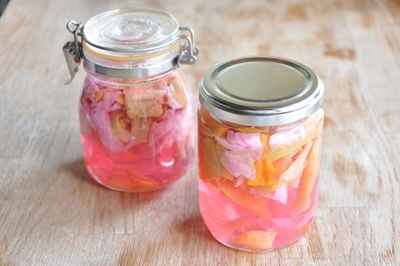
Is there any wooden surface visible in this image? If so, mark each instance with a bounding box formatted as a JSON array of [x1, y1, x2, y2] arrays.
[[1, 0, 399, 265]]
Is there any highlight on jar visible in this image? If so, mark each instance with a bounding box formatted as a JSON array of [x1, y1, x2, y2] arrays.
[[62, 8, 199, 192], [197, 57, 324, 252]]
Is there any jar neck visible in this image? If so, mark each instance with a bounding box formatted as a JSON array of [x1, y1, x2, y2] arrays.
[[84, 65, 180, 87], [199, 103, 322, 132], [82, 43, 181, 80]]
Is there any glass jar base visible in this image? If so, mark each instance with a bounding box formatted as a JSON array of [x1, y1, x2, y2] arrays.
[[93, 178, 173, 193], [91, 175, 176, 193], [213, 236, 302, 253], [86, 166, 179, 193]]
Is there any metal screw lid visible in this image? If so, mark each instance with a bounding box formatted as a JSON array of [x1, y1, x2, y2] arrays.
[[199, 56, 324, 126]]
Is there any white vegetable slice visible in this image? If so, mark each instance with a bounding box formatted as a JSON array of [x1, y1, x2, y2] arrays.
[[278, 142, 313, 181]]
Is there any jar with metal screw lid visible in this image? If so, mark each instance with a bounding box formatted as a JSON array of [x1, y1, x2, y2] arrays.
[[198, 57, 324, 251], [63, 8, 199, 192]]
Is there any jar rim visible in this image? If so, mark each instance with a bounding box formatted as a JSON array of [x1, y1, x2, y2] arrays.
[[199, 56, 324, 127]]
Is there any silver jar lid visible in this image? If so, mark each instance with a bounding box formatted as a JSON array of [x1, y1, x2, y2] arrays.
[[199, 57, 324, 126]]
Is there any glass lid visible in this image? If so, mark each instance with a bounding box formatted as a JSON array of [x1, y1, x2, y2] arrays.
[[83, 8, 179, 53]]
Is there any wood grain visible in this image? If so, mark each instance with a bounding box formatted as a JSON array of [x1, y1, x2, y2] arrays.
[[0, 0, 399, 265]]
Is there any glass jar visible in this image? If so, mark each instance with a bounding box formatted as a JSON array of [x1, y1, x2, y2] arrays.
[[63, 8, 198, 192], [198, 57, 324, 252]]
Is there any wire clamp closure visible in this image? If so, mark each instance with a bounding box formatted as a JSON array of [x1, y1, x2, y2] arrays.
[[62, 20, 83, 84], [177, 26, 199, 65]]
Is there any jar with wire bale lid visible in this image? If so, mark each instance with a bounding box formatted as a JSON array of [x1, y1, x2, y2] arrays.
[[63, 8, 199, 192]]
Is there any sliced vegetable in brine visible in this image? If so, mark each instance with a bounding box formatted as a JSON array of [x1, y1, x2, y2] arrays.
[[197, 107, 323, 251], [80, 72, 194, 192], [231, 230, 276, 250], [292, 138, 322, 214]]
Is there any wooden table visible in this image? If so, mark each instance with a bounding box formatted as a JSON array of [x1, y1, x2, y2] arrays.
[[1, 0, 399, 265]]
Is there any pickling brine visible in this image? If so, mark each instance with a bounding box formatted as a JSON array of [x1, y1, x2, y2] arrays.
[[80, 71, 194, 191], [198, 57, 324, 252], [198, 107, 323, 250], [63, 8, 199, 191]]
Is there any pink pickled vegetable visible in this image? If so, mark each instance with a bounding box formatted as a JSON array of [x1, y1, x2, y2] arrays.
[[269, 125, 306, 150], [91, 102, 126, 153], [216, 130, 262, 151], [80, 72, 194, 192], [150, 109, 192, 151], [266, 185, 288, 204], [198, 104, 323, 251], [217, 130, 262, 179], [226, 130, 262, 148], [199, 178, 240, 221], [220, 149, 258, 180]]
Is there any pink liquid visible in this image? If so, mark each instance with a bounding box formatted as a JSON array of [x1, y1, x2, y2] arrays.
[[79, 74, 194, 191], [81, 131, 194, 191], [198, 178, 319, 250], [197, 107, 323, 251]]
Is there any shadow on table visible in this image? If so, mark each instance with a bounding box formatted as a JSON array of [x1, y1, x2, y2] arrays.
[[62, 158, 95, 185], [174, 212, 216, 243]]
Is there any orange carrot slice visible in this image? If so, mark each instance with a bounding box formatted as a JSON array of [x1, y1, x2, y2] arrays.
[[246, 159, 275, 187], [110, 110, 129, 142], [292, 138, 321, 213], [250, 144, 311, 194], [106, 174, 159, 191], [216, 178, 269, 218], [261, 133, 269, 148], [235, 126, 267, 133], [231, 230, 276, 249], [246, 135, 297, 194], [273, 153, 294, 178], [246, 160, 264, 187], [263, 160, 276, 185], [298, 221, 312, 235], [252, 179, 285, 195]]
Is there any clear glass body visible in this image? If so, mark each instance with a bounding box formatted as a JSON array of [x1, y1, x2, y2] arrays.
[[79, 68, 194, 192], [197, 106, 324, 252]]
